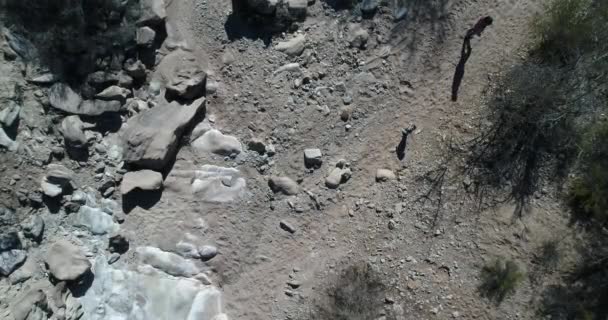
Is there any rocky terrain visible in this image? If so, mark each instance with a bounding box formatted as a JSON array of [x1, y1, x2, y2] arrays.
[[0, 0, 581, 319]]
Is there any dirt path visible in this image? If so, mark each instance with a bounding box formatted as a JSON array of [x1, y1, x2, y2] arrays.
[[137, 0, 554, 319]]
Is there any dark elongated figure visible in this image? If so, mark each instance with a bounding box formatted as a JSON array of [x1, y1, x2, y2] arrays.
[[396, 124, 417, 161], [451, 39, 472, 102]]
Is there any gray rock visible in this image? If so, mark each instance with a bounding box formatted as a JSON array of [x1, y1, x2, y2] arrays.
[[45, 240, 91, 281], [0, 231, 20, 251], [22, 215, 44, 241], [361, 0, 378, 15], [122, 97, 205, 170], [198, 245, 218, 261], [28, 72, 57, 84], [136, 26, 156, 47], [95, 85, 131, 101], [276, 34, 306, 56], [190, 120, 212, 142], [124, 59, 147, 79], [268, 176, 300, 195], [348, 24, 369, 49], [0, 101, 20, 127], [166, 68, 207, 101], [120, 170, 163, 195], [376, 169, 396, 182], [247, 137, 267, 155], [0, 127, 18, 151], [60, 115, 88, 148], [287, 0, 307, 16], [79, 256, 227, 320], [73, 206, 119, 235], [325, 167, 352, 189], [136, 246, 199, 277], [77, 99, 123, 115], [3, 28, 36, 60], [41, 164, 74, 197], [139, 0, 167, 25], [192, 129, 242, 156], [304, 148, 322, 168], [0, 250, 26, 276], [48, 83, 82, 114], [9, 287, 47, 320], [279, 220, 296, 234]]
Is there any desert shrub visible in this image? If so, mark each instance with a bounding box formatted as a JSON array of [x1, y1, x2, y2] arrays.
[[568, 121, 608, 224], [532, 0, 608, 62], [308, 263, 388, 320], [479, 258, 525, 304], [467, 63, 577, 211]]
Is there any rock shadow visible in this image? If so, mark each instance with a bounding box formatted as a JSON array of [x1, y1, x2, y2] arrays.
[[122, 189, 163, 214], [224, 12, 274, 47], [67, 269, 95, 298]]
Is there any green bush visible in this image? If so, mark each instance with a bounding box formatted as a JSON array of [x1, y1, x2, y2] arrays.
[[479, 258, 525, 304], [532, 0, 608, 62], [568, 121, 608, 224]]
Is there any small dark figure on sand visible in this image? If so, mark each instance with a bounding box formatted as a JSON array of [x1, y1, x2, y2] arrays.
[[451, 16, 493, 101], [396, 124, 417, 161], [465, 16, 493, 40]]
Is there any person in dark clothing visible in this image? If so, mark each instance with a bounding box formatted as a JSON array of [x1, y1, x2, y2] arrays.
[[451, 38, 473, 101], [465, 16, 493, 40], [396, 124, 417, 161]]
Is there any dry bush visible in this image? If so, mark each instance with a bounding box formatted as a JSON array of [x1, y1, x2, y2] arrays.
[[479, 258, 525, 304]]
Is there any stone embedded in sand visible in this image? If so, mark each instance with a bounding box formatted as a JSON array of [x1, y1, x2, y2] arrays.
[[198, 245, 218, 261], [304, 148, 322, 168], [325, 167, 352, 189], [376, 169, 396, 182], [120, 170, 163, 195], [45, 240, 91, 281], [276, 34, 306, 56], [121, 97, 205, 170], [268, 176, 300, 195], [137, 246, 199, 277], [60, 115, 88, 148], [192, 129, 242, 156], [348, 24, 369, 49]]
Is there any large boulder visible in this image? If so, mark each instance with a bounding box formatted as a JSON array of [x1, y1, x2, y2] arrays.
[[120, 170, 163, 195], [79, 256, 227, 320], [192, 129, 242, 156], [45, 240, 91, 281], [121, 97, 205, 170]]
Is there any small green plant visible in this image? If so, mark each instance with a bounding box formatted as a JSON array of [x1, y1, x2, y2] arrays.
[[568, 120, 608, 224], [479, 258, 525, 304], [308, 263, 388, 320], [532, 0, 608, 62]]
